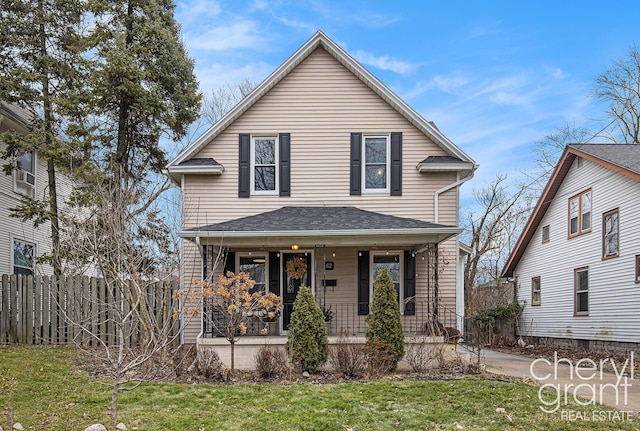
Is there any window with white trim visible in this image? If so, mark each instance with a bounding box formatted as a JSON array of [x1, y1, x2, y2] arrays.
[[251, 136, 278, 194], [363, 135, 390, 193], [569, 190, 591, 237], [14, 151, 36, 197], [603, 209, 619, 259], [238, 254, 267, 295], [371, 252, 402, 309], [13, 239, 35, 276], [575, 267, 588, 315]]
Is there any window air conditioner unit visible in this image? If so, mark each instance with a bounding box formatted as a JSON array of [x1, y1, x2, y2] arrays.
[[16, 169, 35, 187]]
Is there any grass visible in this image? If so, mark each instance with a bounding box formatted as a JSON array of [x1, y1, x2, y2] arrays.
[[1, 345, 638, 430]]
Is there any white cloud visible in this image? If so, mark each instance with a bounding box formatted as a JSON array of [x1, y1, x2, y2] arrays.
[[176, 0, 222, 23], [195, 61, 274, 96], [353, 50, 417, 75], [185, 20, 269, 52]]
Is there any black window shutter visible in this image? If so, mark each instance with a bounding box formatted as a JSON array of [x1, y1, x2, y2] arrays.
[[350, 133, 362, 196], [357, 250, 370, 315], [269, 252, 280, 296], [391, 132, 402, 196], [224, 251, 236, 277], [238, 134, 251, 197], [404, 250, 416, 315], [279, 133, 290, 197]]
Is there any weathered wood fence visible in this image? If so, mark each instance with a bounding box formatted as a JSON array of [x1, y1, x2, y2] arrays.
[[0, 274, 180, 347]]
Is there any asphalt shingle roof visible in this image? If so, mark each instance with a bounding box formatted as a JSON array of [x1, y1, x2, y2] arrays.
[[418, 155, 465, 164], [570, 144, 640, 175], [188, 206, 452, 232], [178, 157, 222, 167]]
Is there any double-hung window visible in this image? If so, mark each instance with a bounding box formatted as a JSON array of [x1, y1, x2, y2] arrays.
[[574, 267, 589, 315], [251, 136, 278, 194], [13, 239, 35, 276], [363, 135, 390, 193], [569, 190, 591, 237], [602, 209, 619, 259]]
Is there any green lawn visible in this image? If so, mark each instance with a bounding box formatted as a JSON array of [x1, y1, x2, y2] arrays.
[[0, 345, 637, 430]]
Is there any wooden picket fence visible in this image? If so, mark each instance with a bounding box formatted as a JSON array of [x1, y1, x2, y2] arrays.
[[0, 274, 180, 347]]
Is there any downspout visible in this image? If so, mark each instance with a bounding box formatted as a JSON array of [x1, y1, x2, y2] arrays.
[[434, 171, 475, 224], [434, 169, 476, 333]]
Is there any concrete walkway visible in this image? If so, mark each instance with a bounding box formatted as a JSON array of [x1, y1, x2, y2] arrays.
[[472, 347, 640, 415]]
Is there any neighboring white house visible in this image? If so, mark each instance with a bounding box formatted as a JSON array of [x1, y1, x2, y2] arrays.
[[503, 144, 640, 350], [0, 101, 67, 276], [166, 31, 477, 345]]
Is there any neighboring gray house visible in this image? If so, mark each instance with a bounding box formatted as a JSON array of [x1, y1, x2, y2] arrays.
[[0, 102, 77, 277], [503, 144, 640, 350]]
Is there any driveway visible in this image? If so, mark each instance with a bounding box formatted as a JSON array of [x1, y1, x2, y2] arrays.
[[470, 347, 640, 415]]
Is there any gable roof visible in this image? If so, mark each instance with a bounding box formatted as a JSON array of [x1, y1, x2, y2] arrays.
[[167, 30, 476, 172], [502, 144, 640, 277]]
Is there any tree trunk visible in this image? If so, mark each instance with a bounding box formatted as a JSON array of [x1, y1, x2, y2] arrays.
[[230, 340, 235, 371], [38, 0, 61, 277], [111, 378, 119, 429]]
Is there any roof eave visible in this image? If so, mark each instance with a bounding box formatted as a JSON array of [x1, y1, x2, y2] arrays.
[[179, 227, 462, 247], [502, 148, 577, 277], [416, 162, 476, 173]]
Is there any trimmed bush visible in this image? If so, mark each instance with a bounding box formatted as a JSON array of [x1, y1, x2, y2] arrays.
[[365, 268, 405, 371], [285, 286, 328, 372]]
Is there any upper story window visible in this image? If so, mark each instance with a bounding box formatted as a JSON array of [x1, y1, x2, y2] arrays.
[[569, 189, 591, 237], [13, 239, 35, 276], [251, 136, 278, 194], [14, 151, 36, 197], [542, 225, 550, 243], [602, 208, 619, 259], [363, 135, 390, 193]]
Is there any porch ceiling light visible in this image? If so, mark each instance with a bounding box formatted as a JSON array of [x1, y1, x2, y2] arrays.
[[291, 244, 299, 251]]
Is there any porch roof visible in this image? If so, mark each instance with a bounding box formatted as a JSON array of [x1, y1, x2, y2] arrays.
[[180, 206, 461, 247]]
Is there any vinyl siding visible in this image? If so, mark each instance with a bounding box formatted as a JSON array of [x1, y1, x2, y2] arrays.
[[515, 157, 640, 343], [183, 47, 458, 226], [0, 124, 81, 277]]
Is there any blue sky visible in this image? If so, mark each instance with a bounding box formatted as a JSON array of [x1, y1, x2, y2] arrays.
[[174, 0, 640, 203]]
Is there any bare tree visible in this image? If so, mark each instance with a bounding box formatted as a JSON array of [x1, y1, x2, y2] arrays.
[[202, 79, 257, 125], [594, 44, 640, 144], [60, 180, 188, 428], [463, 175, 529, 312], [528, 121, 595, 187]]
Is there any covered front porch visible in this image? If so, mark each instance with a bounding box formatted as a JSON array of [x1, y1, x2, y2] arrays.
[[181, 207, 463, 341]]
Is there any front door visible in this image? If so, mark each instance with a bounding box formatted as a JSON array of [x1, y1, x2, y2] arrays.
[[282, 252, 312, 331]]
